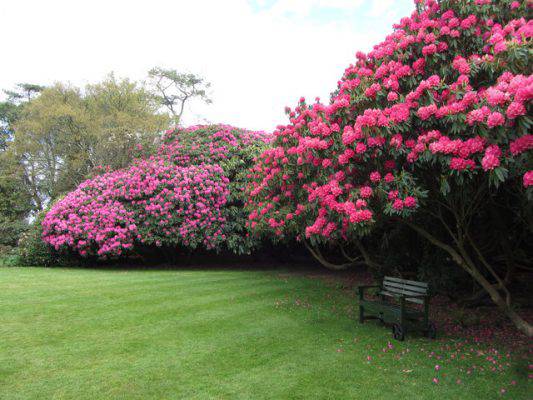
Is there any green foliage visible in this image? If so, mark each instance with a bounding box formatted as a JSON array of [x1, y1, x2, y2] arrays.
[[4, 83, 45, 104], [0, 254, 18, 267], [13, 83, 90, 206], [0, 218, 28, 248], [16, 211, 57, 267], [1, 83, 43, 152], [1, 83, 44, 149]]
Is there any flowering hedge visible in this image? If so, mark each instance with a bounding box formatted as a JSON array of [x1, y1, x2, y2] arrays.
[[42, 124, 270, 258], [246, 0, 532, 334]]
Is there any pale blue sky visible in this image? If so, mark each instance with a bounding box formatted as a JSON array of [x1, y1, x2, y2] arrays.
[[0, 0, 414, 131]]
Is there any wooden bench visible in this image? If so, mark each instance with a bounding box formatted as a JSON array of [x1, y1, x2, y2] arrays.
[[358, 276, 436, 341]]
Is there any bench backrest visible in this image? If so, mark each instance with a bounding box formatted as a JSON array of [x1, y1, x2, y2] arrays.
[[381, 276, 429, 305]]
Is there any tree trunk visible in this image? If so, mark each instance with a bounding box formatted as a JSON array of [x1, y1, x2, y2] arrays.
[[466, 260, 533, 336], [303, 240, 363, 270], [354, 240, 382, 272], [404, 221, 533, 337]]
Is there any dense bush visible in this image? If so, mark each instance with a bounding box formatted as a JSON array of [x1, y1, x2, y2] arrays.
[[41, 124, 270, 259], [246, 0, 532, 334]]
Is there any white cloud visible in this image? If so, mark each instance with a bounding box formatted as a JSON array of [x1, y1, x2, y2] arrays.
[[367, 0, 397, 18], [0, 0, 413, 132], [263, 0, 364, 18]]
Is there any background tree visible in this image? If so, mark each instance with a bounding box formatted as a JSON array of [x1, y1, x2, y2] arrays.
[[85, 74, 169, 170], [148, 67, 212, 125], [13, 83, 89, 209], [12, 76, 169, 210], [1, 83, 44, 151], [4, 83, 45, 104], [0, 102, 19, 152]]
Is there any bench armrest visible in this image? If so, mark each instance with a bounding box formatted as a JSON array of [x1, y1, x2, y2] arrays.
[[358, 285, 380, 300]]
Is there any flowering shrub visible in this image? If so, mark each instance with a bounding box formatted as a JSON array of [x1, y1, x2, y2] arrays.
[[159, 124, 271, 254], [246, 0, 532, 334], [43, 160, 230, 258], [42, 124, 270, 258]]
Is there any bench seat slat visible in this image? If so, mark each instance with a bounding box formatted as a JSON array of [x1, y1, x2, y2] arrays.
[[384, 276, 428, 288], [382, 285, 428, 296], [381, 288, 426, 297], [383, 281, 428, 294]]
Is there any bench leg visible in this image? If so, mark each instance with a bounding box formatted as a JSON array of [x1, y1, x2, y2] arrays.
[[359, 305, 365, 323], [392, 323, 405, 341]]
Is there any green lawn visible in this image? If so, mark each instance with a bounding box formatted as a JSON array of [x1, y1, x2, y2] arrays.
[[0, 267, 529, 399]]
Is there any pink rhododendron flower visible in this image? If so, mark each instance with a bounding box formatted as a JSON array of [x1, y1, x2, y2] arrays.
[[370, 171, 381, 182], [510, 135, 533, 155], [387, 91, 399, 101], [360, 186, 373, 199], [452, 56, 470, 74], [523, 171, 533, 187], [450, 158, 475, 171], [486, 112, 505, 127], [481, 145, 501, 171], [506, 101, 526, 119], [404, 197, 417, 208], [392, 199, 404, 211]]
